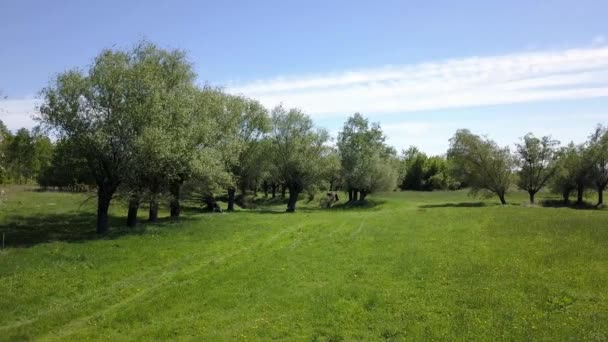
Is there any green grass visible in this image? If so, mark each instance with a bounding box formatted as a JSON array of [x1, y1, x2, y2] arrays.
[[1, 187, 608, 341]]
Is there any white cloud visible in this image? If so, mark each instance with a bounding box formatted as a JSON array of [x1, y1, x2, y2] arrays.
[[0, 98, 40, 131], [379, 112, 608, 156], [228, 46, 608, 116]]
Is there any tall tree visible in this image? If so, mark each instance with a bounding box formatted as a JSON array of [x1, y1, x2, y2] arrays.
[[4, 128, 36, 183], [337, 113, 394, 201], [515, 133, 559, 203], [587, 125, 608, 206], [0, 120, 10, 184], [217, 95, 270, 211], [269, 106, 328, 212], [39, 41, 196, 233], [447, 129, 513, 204], [549, 143, 579, 204]]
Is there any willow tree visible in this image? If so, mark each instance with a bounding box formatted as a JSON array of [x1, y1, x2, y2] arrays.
[[39, 42, 197, 233], [215, 95, 270, 211], [448, 129, 514, 204], [269, 106, 328, 212], [515, 133, 559, 203], [337, 113, 397, 201], [587, 125, 608, 205]]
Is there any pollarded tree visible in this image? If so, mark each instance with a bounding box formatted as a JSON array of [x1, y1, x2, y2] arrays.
[[216, 95, 271, 211], [549, 143, 579, 204], [515, 133, 559, 204], [116, 44, 201, 226], [269, 106, 328, 212], [587, 125, 608, 206], [319, 147, 343, 192], [337, 113, 388, 201], [447, 129, 514, 204], [39, 42, 195, 233]]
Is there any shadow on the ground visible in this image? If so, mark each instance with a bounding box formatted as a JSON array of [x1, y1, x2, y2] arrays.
[[540, 199, 602, 210], [419, 202, 491, 208], [0, 210, 198, 248], [237, 199, 386, 214]]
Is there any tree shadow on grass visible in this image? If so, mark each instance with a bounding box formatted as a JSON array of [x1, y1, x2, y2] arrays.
[[540, 199, 602, 210], [0, 211, 197, 248], [236, 199, 387, 214], [418, 201, 494, 209]]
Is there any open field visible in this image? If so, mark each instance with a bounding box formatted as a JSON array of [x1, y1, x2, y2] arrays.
[[1, 188, 608, 341]]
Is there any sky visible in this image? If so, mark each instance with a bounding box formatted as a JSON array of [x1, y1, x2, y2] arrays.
[[1, 0, 607, 155]]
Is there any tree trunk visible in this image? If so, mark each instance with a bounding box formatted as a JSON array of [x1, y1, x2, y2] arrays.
[[498, 192, 507, 205], [360, 190, 368, 201], [286, 189, 299, 212], [577, 184, 584, 205], [563, 190, 570, 204], [353, 189, 359, 201], [598, 187, 604, 206], [281, 184, 286, 198], [149, 199, 159, 222], [227, 187, 236, 211], [271, 183, 276, 198], [263, 180, 268, 198], [169, 182, 181, 218], [348, 189, 353, 202], [127, 197, 140, 228], [96, 186, 112, 234], [528, 191, 535, 204], [253, 180, 258, 197]]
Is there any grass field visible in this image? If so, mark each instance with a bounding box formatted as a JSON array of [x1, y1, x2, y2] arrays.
[[1, 187, 608, 341]]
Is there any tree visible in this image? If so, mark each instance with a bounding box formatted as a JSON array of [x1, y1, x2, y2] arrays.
[[4, 128, 36, 183], [319, 147, 343, 192], [337, 113, 396, 201], [39, 42, 195, 233], [0, 120, 10, 184], [38, 137, 94, 190], [114, 44, 200, 226], [447, 129, 513, 204], [216, 95, 270, 211], [269, 106, 328, 212], [515, 133, 559, 203], [400, 146, 427, 190], [549, 143, 579, 204], [587, 125, 608, 206]]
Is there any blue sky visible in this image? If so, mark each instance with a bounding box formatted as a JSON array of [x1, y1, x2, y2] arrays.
[[1, 0, 607, 154]]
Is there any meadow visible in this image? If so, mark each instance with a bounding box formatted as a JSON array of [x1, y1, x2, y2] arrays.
[[1, 187, 607, 341]]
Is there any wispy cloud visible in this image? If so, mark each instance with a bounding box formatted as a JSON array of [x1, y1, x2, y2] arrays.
[[0, 98, 40, 131], [229, 46, 608, 116]]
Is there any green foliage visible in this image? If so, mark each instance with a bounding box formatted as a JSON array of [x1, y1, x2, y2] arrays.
[[37, 137, 95, 190], [269, 105, 328, 211], [337, 113, 398, 196], [448, 129, 513, 203], [399, 147, 459, 191], [0, 126, 53, 184], [38, 41, 199, 232], [586, 125, 608, 203], [515, 133, 559, 202]]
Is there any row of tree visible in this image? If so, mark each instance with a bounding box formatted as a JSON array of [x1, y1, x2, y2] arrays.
[[0, 124, 53, 184], [22, 42, 400, 234], [2, 41, 607, 235], [446, 128, 608, 206]]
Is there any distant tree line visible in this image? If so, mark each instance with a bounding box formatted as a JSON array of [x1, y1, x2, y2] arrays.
[[1, 41, 607, 234]]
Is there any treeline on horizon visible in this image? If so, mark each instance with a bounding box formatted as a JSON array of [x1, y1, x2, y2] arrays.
[[1, 41, 607, 234]]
